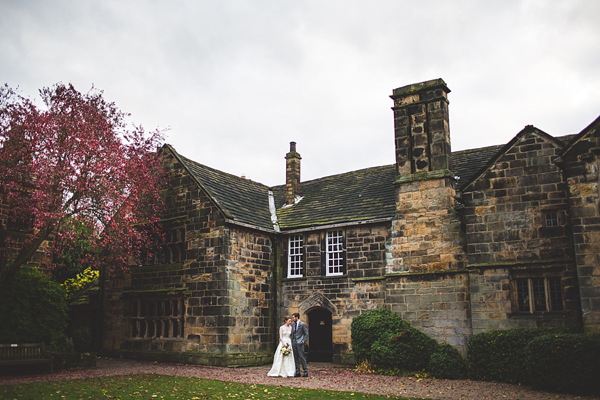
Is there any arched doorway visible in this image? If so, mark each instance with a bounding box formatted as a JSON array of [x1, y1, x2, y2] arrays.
[[307, 308, 333, 362]]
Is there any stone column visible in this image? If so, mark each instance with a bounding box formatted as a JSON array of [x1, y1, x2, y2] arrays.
[[285, 142, 301, 205]]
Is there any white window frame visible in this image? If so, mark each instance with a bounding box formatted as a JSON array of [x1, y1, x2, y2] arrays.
[[326, 230, 344, 276], [288, 235, 304, 278]]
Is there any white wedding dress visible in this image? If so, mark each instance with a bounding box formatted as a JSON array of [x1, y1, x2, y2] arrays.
[[267, 325, 295, 377]]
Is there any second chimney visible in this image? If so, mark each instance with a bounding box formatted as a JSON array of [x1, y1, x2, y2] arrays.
[[285, 141, 301, 205]]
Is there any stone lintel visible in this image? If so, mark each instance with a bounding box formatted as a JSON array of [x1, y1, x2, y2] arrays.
[[467, 258, 573, 270], [351, 276, 386, 283], [122, 287, 189, 295], [384, 269, 469, 279]]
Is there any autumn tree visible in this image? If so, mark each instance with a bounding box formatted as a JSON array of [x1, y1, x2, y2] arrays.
[[0, 83, 166, 292]]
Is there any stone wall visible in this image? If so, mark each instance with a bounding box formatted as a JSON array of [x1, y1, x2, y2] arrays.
[[226, 227, 274, 354], [463, 129, 580, 330], [102, 149, 274, 366], [463, 130, 572, 265], [563, 121, 600, 333], [386, 272, 471, 351]]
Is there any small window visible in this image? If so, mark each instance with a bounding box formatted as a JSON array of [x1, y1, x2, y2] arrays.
[[515, 277, 563, 313], [130, 298, 185, 339], [288, 235, 304, 278], [7, 216, 34, 232], [545, 212, 558, 227], [143, 227, 186, 265], [326, 230, 344, 276]]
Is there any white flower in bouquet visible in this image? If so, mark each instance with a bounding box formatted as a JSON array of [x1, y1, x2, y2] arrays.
[[281, 343, 291, 356]]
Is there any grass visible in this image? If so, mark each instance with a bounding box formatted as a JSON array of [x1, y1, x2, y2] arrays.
[[1, 374, 420, 399]]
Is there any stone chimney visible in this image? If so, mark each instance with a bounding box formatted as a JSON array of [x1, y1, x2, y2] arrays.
[[389, 78, 467, 274], [285, 141, 301, 205], [390, 78, 452, 178]]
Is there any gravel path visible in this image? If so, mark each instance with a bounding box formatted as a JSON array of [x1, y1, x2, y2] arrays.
[[1, 358, 598, 400]]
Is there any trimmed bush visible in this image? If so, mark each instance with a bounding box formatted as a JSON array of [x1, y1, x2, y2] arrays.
[[0, 267, 68, 345], [351, 308, 406, 363], [351, 308, 437, 371], [467, 328, 551, 384], [428, 343, 468, 380], [525, 333, 600, 395]]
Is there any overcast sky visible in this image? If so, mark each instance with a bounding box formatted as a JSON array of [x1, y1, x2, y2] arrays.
[[2, 1, 599, 187]]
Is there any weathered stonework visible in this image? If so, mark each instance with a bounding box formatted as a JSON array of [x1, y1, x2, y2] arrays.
[[391, 177, 467, 273], [100, 79, 600, 366], [561, 120, 600, 332], [463, 128, 580, 331], [102, 150, 275, 366], [386, 272, 471, 351]]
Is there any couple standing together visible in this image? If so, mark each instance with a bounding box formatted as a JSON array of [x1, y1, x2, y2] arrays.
[[267, 313, 308, 377]]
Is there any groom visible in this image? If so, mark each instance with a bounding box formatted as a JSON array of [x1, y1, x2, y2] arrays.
[[291, 312, 308, 377]]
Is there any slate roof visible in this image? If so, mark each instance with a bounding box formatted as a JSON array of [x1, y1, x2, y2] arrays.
[[169, 148, 275, 231], [452, 144, 504, 190], [168, 133, 576, 232], [273, 165, 397, 230]]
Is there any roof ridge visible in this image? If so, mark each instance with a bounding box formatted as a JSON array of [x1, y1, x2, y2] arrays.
[[275, 164, 395, 189], [178, 154, 271, 190]]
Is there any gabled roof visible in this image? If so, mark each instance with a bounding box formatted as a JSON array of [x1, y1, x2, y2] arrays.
[[164, 128, 577, 233], [459, 126, 576, 192], [164, 145, 275, 231]]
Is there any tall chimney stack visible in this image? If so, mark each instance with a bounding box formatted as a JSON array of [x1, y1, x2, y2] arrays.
[[285, 142, 301, 205], [390, 78, 452, 178]]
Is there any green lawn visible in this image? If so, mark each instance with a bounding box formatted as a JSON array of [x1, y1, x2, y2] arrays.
[[1, 374, 419, 399]]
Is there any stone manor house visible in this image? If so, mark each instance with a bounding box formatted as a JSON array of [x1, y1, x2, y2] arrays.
[[101, 78, 600, 366]]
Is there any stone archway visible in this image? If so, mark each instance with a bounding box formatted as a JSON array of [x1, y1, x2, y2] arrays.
[[299, 292, 336, 315], [300, 293, 336, 362], [307, 308, 333, 362]]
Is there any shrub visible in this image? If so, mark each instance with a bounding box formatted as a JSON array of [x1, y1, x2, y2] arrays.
[[0, 267, 68, 345], [525, 333, 600, 395], [467, 328, 553, 384], [428, 343, 468, 380], [49, 336, 75, 354], [72, 328, 93, 353], [351, 308, 406, 363], [351, 308, 437, 372]]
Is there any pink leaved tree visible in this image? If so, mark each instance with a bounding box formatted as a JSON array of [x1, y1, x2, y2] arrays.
[[0, 83, 166, 292]]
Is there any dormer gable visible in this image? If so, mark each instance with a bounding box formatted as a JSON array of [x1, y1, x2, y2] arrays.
[[461, 125, 569, 193]]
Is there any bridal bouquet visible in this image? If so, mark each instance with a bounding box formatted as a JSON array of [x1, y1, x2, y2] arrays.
[[281, 343, 291, 356]]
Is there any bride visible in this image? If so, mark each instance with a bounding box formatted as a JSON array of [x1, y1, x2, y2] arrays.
[[267, 316, 295, 377]]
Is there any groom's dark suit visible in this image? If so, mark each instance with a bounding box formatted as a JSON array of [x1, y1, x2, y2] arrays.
[[291, 319, 308, 377]]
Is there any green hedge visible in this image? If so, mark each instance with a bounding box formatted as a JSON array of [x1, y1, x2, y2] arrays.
[[525, 333, 600, 395], [351, 308, 437, 372], [0, 267, 68, 345], [467, 328, 550, 384], [428, 343, 468, 380]]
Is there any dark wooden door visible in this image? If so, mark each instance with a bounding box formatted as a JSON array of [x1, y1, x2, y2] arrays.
[[308, 308, 333, 362]]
